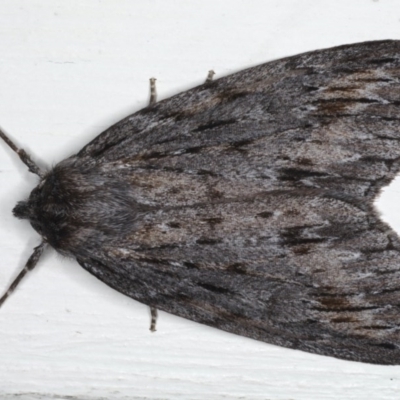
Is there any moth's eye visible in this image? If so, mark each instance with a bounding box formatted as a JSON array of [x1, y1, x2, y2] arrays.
[[13, 201, 31, 220]]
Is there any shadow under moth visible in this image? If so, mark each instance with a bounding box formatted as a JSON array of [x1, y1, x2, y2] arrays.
[[2, 40, 400, 365]]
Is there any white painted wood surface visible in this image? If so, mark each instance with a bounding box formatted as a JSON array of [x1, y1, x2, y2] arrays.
[[1, 1, 400, 399]]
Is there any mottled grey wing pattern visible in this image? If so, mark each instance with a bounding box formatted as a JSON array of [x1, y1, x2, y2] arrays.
[[66, 40, 400, 364]]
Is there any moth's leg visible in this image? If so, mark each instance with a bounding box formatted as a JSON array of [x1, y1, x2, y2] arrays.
[[150, 307, 158, 332], [147, 77, 159, 332], [149, 77, 157, 105], [205, 70, 215, 84], [145, 72, 214, 331]]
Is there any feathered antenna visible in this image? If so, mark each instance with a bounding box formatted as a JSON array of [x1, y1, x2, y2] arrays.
[[0, 128, 47, 308]]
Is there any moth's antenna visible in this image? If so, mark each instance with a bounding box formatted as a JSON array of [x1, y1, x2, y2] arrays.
[[0, 128, 44, 178], [0, 242, 46, 308]]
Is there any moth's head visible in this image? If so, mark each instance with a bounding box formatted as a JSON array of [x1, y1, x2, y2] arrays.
[[17, 163, 84, 254], [12, 176, 47, 220], [10, 172, 72, 248], [11, 182, 51, 239], [13, 200, 31, 220]]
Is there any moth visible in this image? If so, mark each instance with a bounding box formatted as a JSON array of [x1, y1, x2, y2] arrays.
[[2, 40, 400, 365]]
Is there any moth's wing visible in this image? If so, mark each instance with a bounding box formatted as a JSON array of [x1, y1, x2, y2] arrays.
[[72, 40, 400, 364]]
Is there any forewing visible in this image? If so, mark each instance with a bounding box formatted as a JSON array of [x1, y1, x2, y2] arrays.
[[73, 40, 400, 364]]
